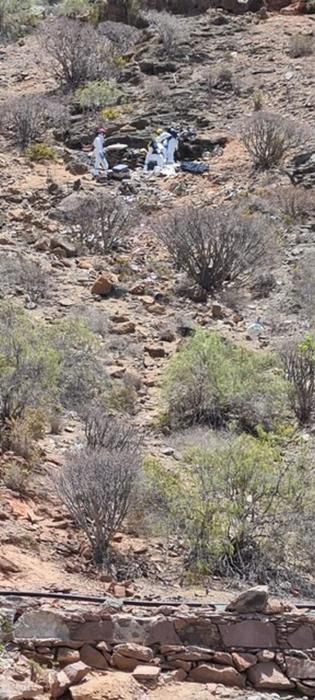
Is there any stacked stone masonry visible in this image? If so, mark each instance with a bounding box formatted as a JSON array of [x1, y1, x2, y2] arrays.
[[3, 604, 315, 696]]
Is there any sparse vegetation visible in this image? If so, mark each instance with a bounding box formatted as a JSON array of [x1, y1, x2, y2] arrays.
[[145, 433, 314, 580], [293, 253, 315, 322], [2, 96, 48, 149], [155, 205, 273, 293], [270, 185, 314, 222], [56, 0, 92, 18], [69, 192, 136, 253], [98, 19, 141, 52], [26, 143, 56, 161], [242, 111, 304, 169], [58, 412, 142, 564], [0, 254, 48, 304], [75, 80, 121, 112], [281, 335, 315, 425], [0, 303, 108, 446], [41, 18, 114, 91], [0, 0, 39, 40], [145, 10, 188, 57], [163, 331, 288, 433], [288, 33, 314, 58]]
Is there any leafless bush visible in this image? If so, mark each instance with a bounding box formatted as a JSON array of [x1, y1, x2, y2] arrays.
[[241, 111, 305, 170], [1, 96, 48, 149], [155, 205, 273, 293], [72, 306, 108, 338], [69, 193, 136, 253], [281, 336, 315, 424], [270, 185, 314, 221], [250, 271, 277, 299], [85, 407, 142, 452], [58, 414, 142, 564], [293, 254, 315, 322], [98, 20, 141, 53], [41, 18, 114, 90], [145, 10, 187, 57], [145, 76, 170, 99], [0, 254, 48, 303], [288, 33, 314, 58]]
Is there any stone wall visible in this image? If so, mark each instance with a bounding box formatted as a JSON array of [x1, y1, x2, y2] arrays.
[[3, 602, 315, 696]]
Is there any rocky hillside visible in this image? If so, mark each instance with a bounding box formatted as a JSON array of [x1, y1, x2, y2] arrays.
[[0, 0, 314, 609]]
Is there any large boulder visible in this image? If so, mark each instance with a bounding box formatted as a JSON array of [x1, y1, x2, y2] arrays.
[[14, 610, 70, 641], [248, 662, 294, 689], [226, 585, 269, 613]]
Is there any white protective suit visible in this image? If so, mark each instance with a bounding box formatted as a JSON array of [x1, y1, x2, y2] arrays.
[[93, 133, 109, 176], [164, 134, 178, 165], [143, 142, 165, 172]]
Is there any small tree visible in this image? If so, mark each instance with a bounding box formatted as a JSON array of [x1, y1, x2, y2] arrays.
[[155, 205, 273, 293], [41, 18, 113, 91], [163, 330, 288, 433], [58, 414, 142, 564], [69, 193, 135, 253], [281, 336, 315, 425], [241, 111, 304, 170]]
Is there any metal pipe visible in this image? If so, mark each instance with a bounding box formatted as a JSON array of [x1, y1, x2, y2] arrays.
[[0, 589, 314, 609]]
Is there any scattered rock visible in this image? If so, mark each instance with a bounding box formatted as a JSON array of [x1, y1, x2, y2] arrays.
[[64, 661, 89, 685], [248, 662, 294, 689], [132, 664, 161, 683], [91, 274, 117, 297], [0, 556, 20, 575], [80, 644, 109, 670], [226, 585, 268, 613], [114, 643, 153, 662], [212, 302, 225, 319], [190, 663, 245, 687], [232, 651, 257, 671], [144, 345, 166, 358], [110, 321, 136, 335], [70, 673, 140, 700], [56, 648, 81, 666], [50, 236, 77, 258]]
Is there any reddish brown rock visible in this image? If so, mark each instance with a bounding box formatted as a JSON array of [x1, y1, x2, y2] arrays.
[[112, 651, 139, 671], [64, 662, 89, 685], [169, 668, 188, 682], [232, 652, 257, 672], [80, 644, 108, 670], [71, 619, 113, 642], [248, 662, 294, 689], [91, 273, 116, 296], [133, 665, 161, 683], [144, 345, 166, 358], [113, 643, 153, 662], [147, 618, 180, 646], [190, 663, 245, 687], [213, 651, 233, 666], [56, 648, 80, 666], [50, 670, 70, 699], [112, 322, 136, 335], [288, 625, 314, 649], [219, 620, 276, 648], [286, 657, 315, 680], [212, 302, 225, 319]]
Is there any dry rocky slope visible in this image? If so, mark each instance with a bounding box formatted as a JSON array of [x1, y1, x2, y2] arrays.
[[0, 5, 315, 697]]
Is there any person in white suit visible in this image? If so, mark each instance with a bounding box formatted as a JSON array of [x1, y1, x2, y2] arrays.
[[93, 128, 109, 176], [143, 140, 165, 172]]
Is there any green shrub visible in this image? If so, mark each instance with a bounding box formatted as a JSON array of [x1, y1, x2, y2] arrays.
[[281, 335, 315, 425], [145, 434, 314, 580], [56, 0, 92, 17], [0, 302, 109, 446], [100, 106, 120, 121], [0, 0, 39, 40], [75, 80, 121, 112], [163, 331, 288, 433], [26, 143, 56, 161]]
